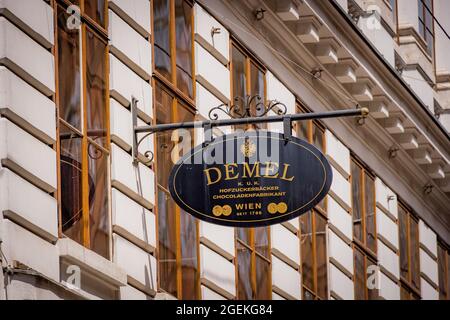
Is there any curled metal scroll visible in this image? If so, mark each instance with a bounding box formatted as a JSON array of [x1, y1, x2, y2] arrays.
[[137, 131, 155, 165], [136, 134, 171, 165], [88, 136, 105, 160], [209, 95, 287, 120]]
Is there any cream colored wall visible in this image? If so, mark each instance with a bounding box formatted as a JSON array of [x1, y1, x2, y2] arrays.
[[0, 0, 448, 301]]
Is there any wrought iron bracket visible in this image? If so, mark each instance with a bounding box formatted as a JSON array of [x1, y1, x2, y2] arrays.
[[209, 95, 287, 120], [283, 115, 292, 142], [132, 97, 155, 166], [131, 97, 369, 164]]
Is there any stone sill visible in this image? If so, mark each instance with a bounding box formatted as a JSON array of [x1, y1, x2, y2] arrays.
[[57, 238, 127, 288]]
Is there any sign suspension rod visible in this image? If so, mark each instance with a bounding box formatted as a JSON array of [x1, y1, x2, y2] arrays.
[[134, 107, 369, 134], [131, 96, 368, 164]]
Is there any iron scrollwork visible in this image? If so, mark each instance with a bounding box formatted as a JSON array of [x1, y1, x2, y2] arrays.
[[137, 131, 155, 165], [133, 95, 288, 165], [209, 95, 287, 120]]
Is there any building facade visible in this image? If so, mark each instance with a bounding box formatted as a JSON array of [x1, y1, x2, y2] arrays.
[[0, 0, 449, 300]]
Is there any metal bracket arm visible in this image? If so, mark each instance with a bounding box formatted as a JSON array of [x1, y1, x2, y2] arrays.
[[132, 106, 369, 164]]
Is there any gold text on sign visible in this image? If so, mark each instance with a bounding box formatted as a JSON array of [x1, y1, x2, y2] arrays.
[[204, 162, 295, 186]]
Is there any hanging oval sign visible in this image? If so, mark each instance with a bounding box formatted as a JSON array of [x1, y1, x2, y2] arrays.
[[168, 131, 332, 227]]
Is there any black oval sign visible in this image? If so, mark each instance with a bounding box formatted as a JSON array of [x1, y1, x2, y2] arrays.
[[168, 131, 332, 227]]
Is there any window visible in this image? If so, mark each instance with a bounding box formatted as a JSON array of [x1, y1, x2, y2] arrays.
[[353, 246, 378, 300], [56, 1, 110, 259], [300, 211, 328, 300], [389, 0, 398, 26], [236, 228, 271, 299], [437, 241, 449, 300], [295, 105, 327, 214], [398, 204, 421, 299], [231, 42, 266, 123], [155, 81, 200, 299], [351, 159, 377, 253], [351, 158, 377, 299], [295, 105, 328, 300], [230, 41, 271, 300], [154, 0, 194, 99], [418, 0, 434, 55]]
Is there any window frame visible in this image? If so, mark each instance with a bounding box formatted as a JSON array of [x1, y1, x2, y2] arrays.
[[418, 0, 435, 57], [350, 156, 378, 299], [230, 39, 267, 123], [299, 209, 329, 300], [437, 240, 449, 300], [398, 203, 422, 299], [54, 0, 112, 259], [353, 244, 379, 300], [153, 79, 201, 299], [350, 157, 378, 255], [295, 104, 329, 300], [388, 0, 399, 41], [295, 104, 327, 216], [234, 228, 272, 300], [152, 0, 196, 107], [230, 38, 272, 300]]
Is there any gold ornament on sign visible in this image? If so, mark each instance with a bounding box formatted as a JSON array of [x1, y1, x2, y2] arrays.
[[268, 203, 278, 214], [267, 202, 288, 214], [240, 139, 257, 158], [212, 205, 232, 217], [278, 202, 287, 214], [212, 205, 223, 217], [222, 205, 232, 216]]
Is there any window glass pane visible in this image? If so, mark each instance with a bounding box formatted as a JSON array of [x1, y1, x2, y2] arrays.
[[84, 0, 106, 27], [250, 62, 265, 117], [300, 211, 314, 291], [315, 213, 328, 299], [365, 174, 376, 253], [447, 251, 450, 298], [180, 210, 198, 299], [313, 125, 326, 211], [390, 0, 397, 24], [255, 256, 270, 299], [232, 45, 247, 103], [426, 30, 434, 54], [399, 206, 409, 280], [175, 101, 195, 157], [158, 188, 178, 297], [351, 161, 363, 242], [237, 242, 252, 299], [85, 30, 107, 147], [354, 248, 365, 300], [296, 120, 309, 141], [57, 7, 81, 130], [418, 0, 423, 16], [419, 20, 425, 38], [87, 143, 110, 259], [410, 218, 420, 290], [401, 284, 410, 300], [367, 258, 379, 300], [60, 124, 83, 245], [303, 288, 315, 300], [156, 85, 174, 188], [237, 228, 251, 245], [254, 227, 269, 258], [176, 102, 197, 299], [154, 0, 172, 80], [175, 0, 193, 98], [312, 123, 324, 152], [425, 10, 433, 32], [437, 244, 448, 300]]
